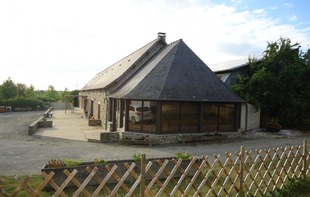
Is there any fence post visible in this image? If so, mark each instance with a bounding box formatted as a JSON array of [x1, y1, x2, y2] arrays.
[[239, 146, 245, 197], [303, 140, 308, 178], [140, 154, 146, 197]]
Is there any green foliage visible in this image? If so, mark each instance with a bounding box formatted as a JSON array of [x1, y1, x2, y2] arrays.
[[176, 152, 191, 159], [45, 85, 60, 102], [0, 79, 51, 110], [16, 83, 27, 97], [64, 158, 84, 167], [232, 37, 310, 126], [0, 79, 77, 110], [94, 158, 107, 165], [0, 175, 54, 196], [268, 177, 310, 197], [0, 77, 18, 100], [60, 89, 80, 107], [25, 84, 36, 98], [133, 153, 142, 162], [60, 88, 69, 102], [0, 97, 47, 110]]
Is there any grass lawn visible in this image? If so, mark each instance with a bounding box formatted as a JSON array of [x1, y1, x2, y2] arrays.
[[2, 174, 310, 196]]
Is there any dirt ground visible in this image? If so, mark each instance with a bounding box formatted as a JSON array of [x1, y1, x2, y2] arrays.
[[0, 111, 309, 176]]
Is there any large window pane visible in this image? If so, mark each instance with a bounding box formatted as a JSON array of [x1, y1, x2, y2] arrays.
[[161, 102, 180, 132], [128, 100, 156, 132], [201, 103, 218, 131], [143, 101, 156, 132], [219, 104, 235, 131], [180, 103, 199, 132], [128, 101, 143, 131]]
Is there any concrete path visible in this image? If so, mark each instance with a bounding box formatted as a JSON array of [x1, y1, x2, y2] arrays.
[[34, 109, 102, 142]]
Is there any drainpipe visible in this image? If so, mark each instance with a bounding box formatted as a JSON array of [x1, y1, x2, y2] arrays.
[[104, 90, 108, 131], [245, 103, 248, 131]]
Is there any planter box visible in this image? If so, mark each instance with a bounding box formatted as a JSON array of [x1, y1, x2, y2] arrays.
[[88, 119, 102, 126], [266, 123, 282, 132], [41, 157, 203, 187]]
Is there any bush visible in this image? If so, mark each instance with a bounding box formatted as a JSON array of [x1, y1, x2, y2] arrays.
[[0, 97, 48, 110], [268, 177, 310, 197]]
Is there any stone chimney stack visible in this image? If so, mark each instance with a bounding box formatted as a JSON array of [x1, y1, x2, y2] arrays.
[[158, 32, 166, 41]]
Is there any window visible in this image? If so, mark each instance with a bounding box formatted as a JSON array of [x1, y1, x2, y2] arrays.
[[127, 100, 156, 132], [201, 103, 218, 131], [161, 102, 180, 132]]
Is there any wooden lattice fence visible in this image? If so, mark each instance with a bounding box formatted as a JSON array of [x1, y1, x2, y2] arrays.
[[1, 140, 309, 196]]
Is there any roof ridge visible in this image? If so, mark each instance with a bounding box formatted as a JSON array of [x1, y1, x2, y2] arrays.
[[167, 38, 183, 46], [101, 37, 163, 73]]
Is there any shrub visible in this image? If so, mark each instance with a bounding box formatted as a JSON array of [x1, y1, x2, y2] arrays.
[[94, 158, 107, 165], [176, 152, 191, 159], [133, 153, 142, 162], [0, 97, 48, 110], [64, 158, 84, 167]]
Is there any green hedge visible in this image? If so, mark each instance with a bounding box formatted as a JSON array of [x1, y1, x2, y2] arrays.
[[0, 97, 49, 111]]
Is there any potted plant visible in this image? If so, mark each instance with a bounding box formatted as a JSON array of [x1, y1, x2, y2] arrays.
[[266, 118, 282, 132]]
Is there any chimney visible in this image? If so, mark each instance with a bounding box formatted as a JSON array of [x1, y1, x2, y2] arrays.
[[158, 32, 166, 41]]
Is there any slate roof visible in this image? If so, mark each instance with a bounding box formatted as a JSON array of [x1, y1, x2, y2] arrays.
[[81, 37, 166, 90], [110, 39, 244, 103], [211, 55, 263, 73]]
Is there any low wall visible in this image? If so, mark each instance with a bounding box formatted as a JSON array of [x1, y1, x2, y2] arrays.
[[28, 117, 42, 134], [43, 107, 53, 118], [28, 108, 53, 135], [14, 107, 32, 111], [100, 132, 120, 143], [121, 132, 228, 145], [38, 119, 53, 128], [51, 102, 73, 110]]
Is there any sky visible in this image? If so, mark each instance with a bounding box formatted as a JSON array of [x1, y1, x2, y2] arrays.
[[0, 0, 309, 91]]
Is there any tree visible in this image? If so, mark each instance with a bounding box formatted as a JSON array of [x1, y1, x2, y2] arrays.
[[0, 77, 18, 100], [25, 84, 36, 98], [45, 85, 60, 102], [60, 88, 69, 102], [16, 83, 27, 97], [233, 37, 310, 126]]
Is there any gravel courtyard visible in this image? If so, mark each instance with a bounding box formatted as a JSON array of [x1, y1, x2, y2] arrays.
[[0, 110, 309, 176]]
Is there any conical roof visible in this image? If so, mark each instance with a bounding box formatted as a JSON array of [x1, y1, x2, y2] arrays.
[[110, 39, 244, 103]]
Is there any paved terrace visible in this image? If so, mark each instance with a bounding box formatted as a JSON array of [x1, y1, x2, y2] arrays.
[[34, 109, 102, 142]]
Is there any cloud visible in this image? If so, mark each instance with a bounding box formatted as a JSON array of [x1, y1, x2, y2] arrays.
[[282, 3, 293, 8], [252, 9, 265, 16], [270, 6, 278, 10], [288, 15, 298, 22], [0, 0, 309, 90]]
